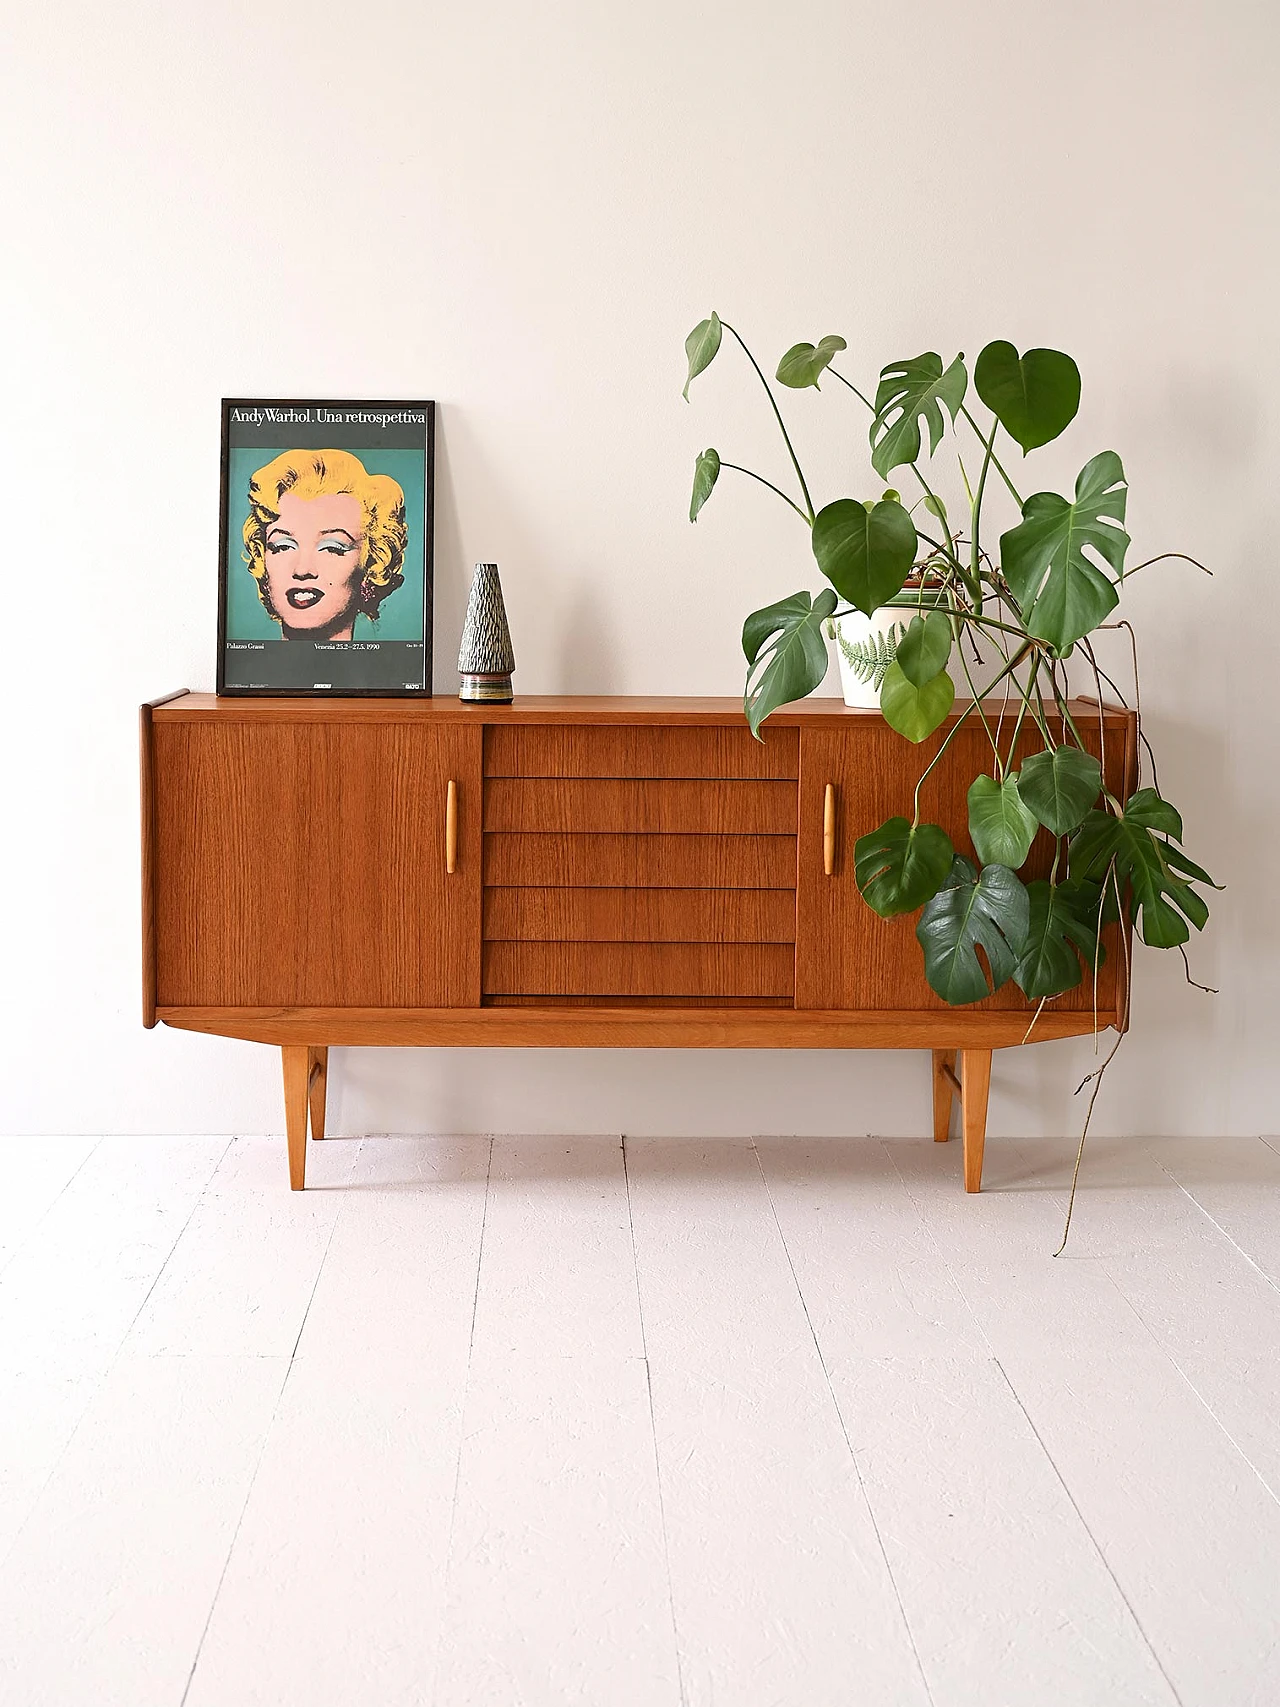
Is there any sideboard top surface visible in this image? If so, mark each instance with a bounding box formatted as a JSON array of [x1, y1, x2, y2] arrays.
[[155, 692, 1132, 728]]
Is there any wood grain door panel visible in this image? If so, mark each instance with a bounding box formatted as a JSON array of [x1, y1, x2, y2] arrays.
[[795, 713, 1135, 1013], [153, 721, 482, 1007]]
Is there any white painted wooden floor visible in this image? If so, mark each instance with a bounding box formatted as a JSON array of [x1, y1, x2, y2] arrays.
[[1, 1128, 1279, 1706]]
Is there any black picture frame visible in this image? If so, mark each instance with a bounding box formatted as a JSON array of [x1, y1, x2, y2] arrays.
[[216, 398, 434, 697]]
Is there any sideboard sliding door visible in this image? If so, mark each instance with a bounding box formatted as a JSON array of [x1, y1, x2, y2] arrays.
[[795, 714, 1133, 1014], [152, 719, 482, 1009]]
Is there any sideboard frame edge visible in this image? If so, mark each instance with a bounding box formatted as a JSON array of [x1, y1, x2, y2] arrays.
[[140, 690, 190, 1028], [155, 1005, 1122, 1049]]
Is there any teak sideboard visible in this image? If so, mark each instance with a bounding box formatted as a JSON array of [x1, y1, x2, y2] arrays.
[[140, 693, 1136, 1193]]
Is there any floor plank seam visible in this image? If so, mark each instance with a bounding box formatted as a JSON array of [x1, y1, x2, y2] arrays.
[[751, 1139, 938, 1707], [1099, 1253, 1280, 1515], [1030, 1152, 1280, 1517], [428, 1132, 495, 1707], [0, 1135, 234, 1579], [991, 1357, 1186, 1706], [1150, 1147, 1280, 1298], [879, 1138, 1000, 1357], [174, 1362, 291, 1707], [177, 1144, 351, 1706], [0, 1136, 103, 1284], [621, 1133, 688, 1707]]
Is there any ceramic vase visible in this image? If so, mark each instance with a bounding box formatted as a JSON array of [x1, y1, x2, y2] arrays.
[[458, 562, 515, 703]]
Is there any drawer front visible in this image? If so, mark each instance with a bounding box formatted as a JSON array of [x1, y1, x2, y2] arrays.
[[483, 941, 795, 999], [484, 777, 797, 835], [485, 724, 798, 779], [484, 886, 796, 944], [483, 832, 796, 890], [481, 722, 799, 1006]]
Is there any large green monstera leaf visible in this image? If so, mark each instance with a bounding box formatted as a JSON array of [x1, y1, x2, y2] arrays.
[[1000, 451, 1130, 653], [1012, 879, 1104, 999], [1068, 788, 1217, 948], [853, 817, 955, 918], [916, 857, 1030, 1004], [973, 341, 1080, 453], [870, 352, 967, 479], [741, 588, 836, 738], [811, 497, 917, 615]]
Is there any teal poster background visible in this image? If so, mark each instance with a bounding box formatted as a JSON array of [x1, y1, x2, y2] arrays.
[[224, 446, 427, 642]]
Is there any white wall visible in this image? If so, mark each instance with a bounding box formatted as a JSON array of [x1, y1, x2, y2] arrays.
[[2, 0, 1275, 1140]]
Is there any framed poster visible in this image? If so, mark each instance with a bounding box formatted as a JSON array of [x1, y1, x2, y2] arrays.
[[217, 398, 433, 696]]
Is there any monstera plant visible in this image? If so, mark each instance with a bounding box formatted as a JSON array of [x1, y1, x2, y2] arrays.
[[683, 314, 1217, 1029]]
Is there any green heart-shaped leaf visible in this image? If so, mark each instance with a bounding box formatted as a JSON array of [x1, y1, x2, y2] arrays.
[[1013, 878, 1105, 999], [973, 341, 1081, 452], [741, 587, 836, 738], [967, 773, 1038, 868], [999, 451, 1129, 653], [916, 856, 1030, 1004], [689, 448, 720, 522], [776, 334, 847, 389], [683, 313, 722, 400], [880, 660, 954, 743], [811, 497, 917, 615], [895, 611, 952, 689], [853, 817, 955, 918], [1017, 745, 1102, 835], [870, 351, 967, 479]]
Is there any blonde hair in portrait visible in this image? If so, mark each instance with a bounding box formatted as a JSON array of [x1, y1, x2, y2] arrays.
[[242, 448, 408, 628]]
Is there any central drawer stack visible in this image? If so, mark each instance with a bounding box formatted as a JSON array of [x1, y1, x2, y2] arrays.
[[481, 724, 800, 1005]]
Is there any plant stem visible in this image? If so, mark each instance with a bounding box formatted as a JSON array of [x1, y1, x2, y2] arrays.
[[950, 592, 1001, 774], [968, 417, 1003, 616], [906, 462, 972, 586], [912, 527, 954, 558], [826, 366, 876, 412], [723, 321, 816, 522], [960, 405, 1025, 507], [911, 642, 1035, 823], [1122, 551, 1213, 580], [1004, 657, 1037, 767], [720, 461, 813, 525], [952, 611, 1043, 643]]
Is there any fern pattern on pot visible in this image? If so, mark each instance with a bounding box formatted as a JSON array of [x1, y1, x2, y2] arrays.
[[828, 618, 905, 690]]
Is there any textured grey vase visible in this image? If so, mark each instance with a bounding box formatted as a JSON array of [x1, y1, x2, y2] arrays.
[[458, 562, 515, 703]]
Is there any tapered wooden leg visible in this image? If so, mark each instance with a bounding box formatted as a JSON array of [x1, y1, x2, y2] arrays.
[[961, 1048, 992, 1193], [282, 1045, 309, 1190], [932, 1049, 957, 1142], [307, 1046, 329, 1141]]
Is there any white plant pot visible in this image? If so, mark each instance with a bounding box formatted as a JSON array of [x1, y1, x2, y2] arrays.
[[829, 607, 911, 708]]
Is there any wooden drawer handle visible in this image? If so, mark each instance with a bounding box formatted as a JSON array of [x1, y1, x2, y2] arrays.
[[823, 782, 836, 876], [446, 779, 458, 874]]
